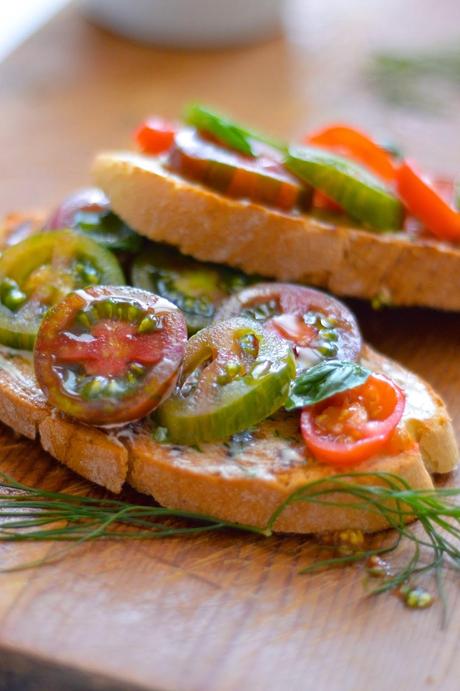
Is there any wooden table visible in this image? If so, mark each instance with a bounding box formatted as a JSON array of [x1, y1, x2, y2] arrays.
[[1, 2, 460, 689]]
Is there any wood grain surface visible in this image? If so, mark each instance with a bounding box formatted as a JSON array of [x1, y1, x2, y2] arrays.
[[1, 1, 460, 690]]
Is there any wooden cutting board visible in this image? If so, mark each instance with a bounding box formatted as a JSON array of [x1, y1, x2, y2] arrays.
[[1, 2, 460, 689]]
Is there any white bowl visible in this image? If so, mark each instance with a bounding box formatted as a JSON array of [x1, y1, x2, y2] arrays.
[[81, 0, 284, 48]]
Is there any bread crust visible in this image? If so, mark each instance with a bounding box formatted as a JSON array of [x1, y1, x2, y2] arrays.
[[0, 343, 456, 532], [93, 151, 460, 312], [0, 212, 458, 532]]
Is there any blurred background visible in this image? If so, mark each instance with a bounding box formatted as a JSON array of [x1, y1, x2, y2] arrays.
[[1, 0, 459, 215]]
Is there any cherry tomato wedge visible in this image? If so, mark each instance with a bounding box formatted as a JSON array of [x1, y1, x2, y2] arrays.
[[131, 243, 252, 334], [300, 373, 405, 466], [34, 286, 187, 426], [396, 161, 460, 243], [167, 129, 312, 212], [135, 117, 177, 155], [306, 124, 397, 182], [0, 230, 125, 350], [216, 283, 362, 371], [44, 188, 142, 253], [157, 317, 296, 444]]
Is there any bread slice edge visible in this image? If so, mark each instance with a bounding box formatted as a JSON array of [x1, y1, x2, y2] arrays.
[[92, 151, 460, 312]]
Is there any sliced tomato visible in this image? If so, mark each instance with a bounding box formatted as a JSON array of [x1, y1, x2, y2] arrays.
[[44, 188, 141, 252], [131, 244, 251, 334], [158, 317, 296, 444], [216, 283, 362, 370], [135, 117, 177, 155], [300, 373, 406, 466], [167, 129, 311, 212], [0, 230, 125, 350], [306, 124, 397, 182], [396, 161, 460, 243], [313, 190, 343, 213], [53, 320, 163, 377], [34, 286, 187, 426]]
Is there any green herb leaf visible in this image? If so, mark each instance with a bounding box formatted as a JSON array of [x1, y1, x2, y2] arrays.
[[183, 103, 286, 157], [2, 469, 460, 621], [285, 360, 371, 411]]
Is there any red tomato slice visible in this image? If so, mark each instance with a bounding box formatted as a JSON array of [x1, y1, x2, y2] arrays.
[[300, 373, 406, 466], [54, 320, 163, 377], [396, 161, 460, 243], [216, 283, 362, 370], [306, 124, 397, 182], [135, 117, 177, 155], [167, 129, 310, 212], [34, 286, 187, 426]]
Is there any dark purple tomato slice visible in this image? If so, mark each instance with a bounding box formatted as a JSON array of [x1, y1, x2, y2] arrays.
[[34, 286, 187, 426], [216, 283, 362, 370], [166, 129, 312, 212], [44, 187, 142, 252]]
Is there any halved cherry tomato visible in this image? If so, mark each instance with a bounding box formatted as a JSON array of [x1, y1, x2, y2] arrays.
[[216, 283, 362, 371], [306, 124, 397, 182], [167, 129, 312, 212], [396, 161, 460, 243], [158, 317, 296, 444], [34, 286, 187, 426], [300, 373, 406, 466], [134, 117, 177, 155]]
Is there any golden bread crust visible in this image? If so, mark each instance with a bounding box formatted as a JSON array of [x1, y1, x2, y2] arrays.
[[0, 212, 457, 531], [93, 151, 460, 312]]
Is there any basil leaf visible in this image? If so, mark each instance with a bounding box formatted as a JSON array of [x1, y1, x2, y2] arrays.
[[285, 360, 371, 411], [184, 103, 287, 158]]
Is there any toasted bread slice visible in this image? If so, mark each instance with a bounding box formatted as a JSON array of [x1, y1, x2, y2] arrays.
[[0, 213, 458, 532], [93, 151, 460, 312], [0, 343, 457, 532]]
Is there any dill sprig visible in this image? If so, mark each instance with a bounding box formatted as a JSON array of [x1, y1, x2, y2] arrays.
[[1, 470, 460, 615], [367, 46, 460, 112]]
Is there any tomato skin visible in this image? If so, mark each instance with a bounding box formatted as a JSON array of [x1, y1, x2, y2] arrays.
[[306, 124, 397, 182], [34, 286, 187, 426], [135, 118, 177, 155], [313, 190, 342, 213], [216, 283, 362, 369], [396, 161, 460, 243], [167, 129, 311, 212], [45, 188, 110, 230], [158, 317, 296, 444], [300, 373, 406, 466]]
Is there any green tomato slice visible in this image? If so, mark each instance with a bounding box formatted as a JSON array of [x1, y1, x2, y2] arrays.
[[72, 210, 143, 253], [0, 230, 125, 350], [286, 146, 404, 231], [131, 244, 252, 334], [157, 317, 296, 444]]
